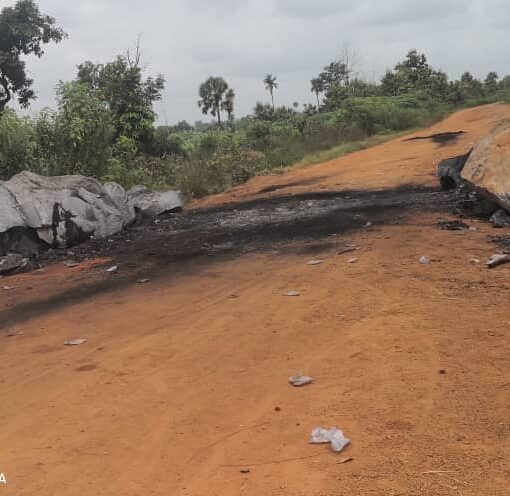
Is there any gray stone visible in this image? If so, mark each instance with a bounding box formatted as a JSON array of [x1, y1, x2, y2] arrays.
[[128, 185, 184, 218], [0, 253, 27, 275], [490, 209, 510, 228], [437, 151, 472, 190], [103, 182, 136, 226], [0, 172, 135, 253]]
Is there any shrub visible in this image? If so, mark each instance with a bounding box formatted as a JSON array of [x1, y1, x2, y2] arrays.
[[0, 110, 37, 179]]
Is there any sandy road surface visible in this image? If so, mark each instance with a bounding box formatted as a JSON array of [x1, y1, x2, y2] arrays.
[[2, 104, 510, 496]]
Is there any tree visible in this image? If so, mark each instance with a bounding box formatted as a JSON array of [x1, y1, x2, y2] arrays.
[[319, 61, 348, 92], [311, 77, 324, 107], [76, 48, 165, 150], [0, 0, 66, 112], [484, 72, 499, 93], [222, 88, 235, 122], [263, 74, 278, 109], [53, 81, 114, 177], [380, 50, 450, 99], [198, 77, 230, 125]]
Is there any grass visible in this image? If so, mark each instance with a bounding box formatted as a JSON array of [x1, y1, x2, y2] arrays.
[[293, 132, 404, 169]]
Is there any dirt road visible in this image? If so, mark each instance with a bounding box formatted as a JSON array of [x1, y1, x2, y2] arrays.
[[2, 104, 510, 496]]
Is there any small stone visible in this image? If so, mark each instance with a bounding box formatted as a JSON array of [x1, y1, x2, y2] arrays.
[[348, 258, 358, 264], [439, 369, 447, 375], [274, 406, 282, 412], [240, 469, 251, 474], [419, 256, 431, 265]]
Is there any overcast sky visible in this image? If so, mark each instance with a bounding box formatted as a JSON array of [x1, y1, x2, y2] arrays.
[[14, 0, 510, 124]]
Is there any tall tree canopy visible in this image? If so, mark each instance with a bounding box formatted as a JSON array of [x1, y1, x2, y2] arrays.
[[380, 49, 449, 98], [0, 0, 66, 112], [76, 49, 165, 149], [263, 74, 278, 109], [198, 77, 232, 125]]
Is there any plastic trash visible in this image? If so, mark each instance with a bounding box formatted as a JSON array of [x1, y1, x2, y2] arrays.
[[487, 254, 510, 269], [284, 291, 301, 297], [106, 265, 118, 273], [64, 338, 87, 346], [309, 427, 351, 453], [289, 375, 314, 387], [307, 260, 323, 266], [419, 256, 431, 265]]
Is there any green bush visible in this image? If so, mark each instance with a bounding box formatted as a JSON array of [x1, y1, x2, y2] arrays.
[[0, 110, 38, 180]]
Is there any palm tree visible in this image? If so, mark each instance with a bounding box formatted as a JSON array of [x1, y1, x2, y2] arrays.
[[198, 76, 229, 125], [311, 78, 324, 108], [263, 74, 278, 109], [222, 88, 235, 122]]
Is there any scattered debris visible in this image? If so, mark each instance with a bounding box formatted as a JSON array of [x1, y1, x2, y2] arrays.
[[336, 457, 354, 464], [0, 253, 27, 275], [469, 226, 478, 232], [365, 222, 373, 228], [420, 256, 431, 265], [63, 338, 87, 346], [487, 254, 510, 269], [437, 220, 469, 231], [338, 246, 358, 256], [309, 427, 351, 453], [2, 286, 14, 291], [63, 260, 80, 268], [289, 375, 314, 387], [307, 260, 323, 266], [106, 265, 118, 274], [348, 258, 358, 264], [284, 291, 301, 297], [137, 278, 150, 284], [469, 258, 480, 264], [6, 330, 23, 337]]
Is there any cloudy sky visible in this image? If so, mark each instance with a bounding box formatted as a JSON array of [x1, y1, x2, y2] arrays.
[[16, 0, 510, 124]]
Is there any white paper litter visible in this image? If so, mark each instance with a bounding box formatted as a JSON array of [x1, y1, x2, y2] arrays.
[[309, 427, 351, 453]]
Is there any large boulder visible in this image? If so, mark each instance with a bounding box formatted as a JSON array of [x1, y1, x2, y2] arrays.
[[461, 123, 510, 213], [0, 171, 134, 254], [437, 151, 472, 190], [128, 185, 184, 217], [103, 182, 136, 226]]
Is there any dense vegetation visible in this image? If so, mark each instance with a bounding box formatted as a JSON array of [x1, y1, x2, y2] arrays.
[[1, 0, 510, 199]]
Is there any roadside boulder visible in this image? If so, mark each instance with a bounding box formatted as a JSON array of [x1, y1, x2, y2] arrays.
[[128, 185, 184, 218], [103, 182, 136, 226], [437, 151, 472, 190], [461, 123, 510, 213], [0, 171, 134, 253]]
